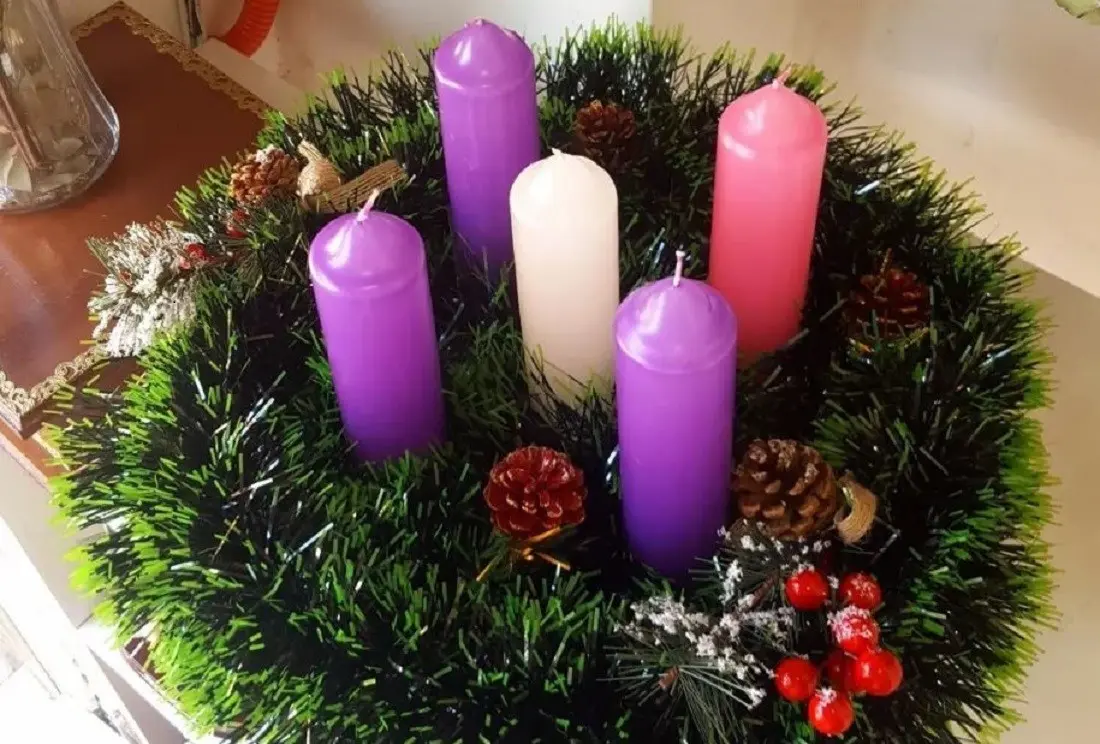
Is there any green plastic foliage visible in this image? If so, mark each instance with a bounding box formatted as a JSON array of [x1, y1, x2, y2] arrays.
[[54, 24, 1052, 744]]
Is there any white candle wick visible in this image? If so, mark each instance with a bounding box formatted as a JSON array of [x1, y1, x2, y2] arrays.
[[673, 250, 686, 287], [356, 189, 381, 222], [773, 66, 793, 88]]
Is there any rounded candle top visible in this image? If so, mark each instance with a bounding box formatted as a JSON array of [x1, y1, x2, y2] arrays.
[[510, 151, 616, 220], [719, 79, 827, 150], [309, 204, 426, 296], [434, 18, 534, 93], [616, 254, 737, 373]]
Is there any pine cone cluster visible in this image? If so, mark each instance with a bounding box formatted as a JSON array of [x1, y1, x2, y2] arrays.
[[229, 145, 300, 206], [734, 439, 840, 539], [847, 267, 930, 338], [574, 100, 638, 171], [484, 446, 587, 539]]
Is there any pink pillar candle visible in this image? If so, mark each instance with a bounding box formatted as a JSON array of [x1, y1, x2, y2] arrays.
[[708, 78, 827, 361]]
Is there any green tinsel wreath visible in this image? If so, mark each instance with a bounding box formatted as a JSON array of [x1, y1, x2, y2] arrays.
[[54, 25, 1054, 743]]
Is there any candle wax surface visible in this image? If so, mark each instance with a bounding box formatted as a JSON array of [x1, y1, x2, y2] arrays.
[[511, 151, 619, 405], [616, 275, 737, 578], [709, 81, 827, 360], [309, 209, 446, 462], [434, 18, 540, 276]]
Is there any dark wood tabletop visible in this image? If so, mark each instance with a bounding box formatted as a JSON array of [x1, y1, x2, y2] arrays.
[[0, 3, 265, 481]]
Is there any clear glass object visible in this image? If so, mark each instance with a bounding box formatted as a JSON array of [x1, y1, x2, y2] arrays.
[[0, 0, 119, 212]]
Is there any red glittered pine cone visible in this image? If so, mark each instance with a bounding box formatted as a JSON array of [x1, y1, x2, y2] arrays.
[[573, 99, 638, 172], [847, 266, 930, 338], [484, 446, 587, 540]]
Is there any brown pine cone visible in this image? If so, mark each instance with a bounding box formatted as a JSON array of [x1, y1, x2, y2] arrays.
[[229, 145, 300, 206], [733, 439, 840, 539], [484, 446, 586, 539], [574, 100, 637, 172], [846, 267, 930, 338]]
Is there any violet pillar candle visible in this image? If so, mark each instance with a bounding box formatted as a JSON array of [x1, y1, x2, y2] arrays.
[[433, 18, 540, 277], [615, 252, 738, 578], [309, 200, 445, 462]]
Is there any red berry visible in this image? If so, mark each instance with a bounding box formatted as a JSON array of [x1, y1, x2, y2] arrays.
[[774, 657, 818, 702], [838, 573, 882, 611], [829, 606, 880, 656], [226, 209, 248, 239], [808, 688, 855, 737], [785, 567, 830, 611], [853, 648, 904, 697], [822, 648, 863, 694]]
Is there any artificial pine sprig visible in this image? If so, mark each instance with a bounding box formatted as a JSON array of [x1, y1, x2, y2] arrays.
[[88, 221, 210, 357]]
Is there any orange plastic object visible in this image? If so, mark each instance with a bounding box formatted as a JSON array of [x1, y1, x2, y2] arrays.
[[219, 0, 281, 57]]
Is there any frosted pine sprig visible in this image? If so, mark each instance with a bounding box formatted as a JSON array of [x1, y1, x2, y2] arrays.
[[620, 594, 790, 710], [88, 221, 207, 357]]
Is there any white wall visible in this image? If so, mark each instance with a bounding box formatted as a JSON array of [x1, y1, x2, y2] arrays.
[[0, 446, 95, 625], [59, 1, 653, 90], [656, 0, 1100, 295], [58, 0, 181, 33], [231, 0, 653, 89], [60, 0, 1100, 296]]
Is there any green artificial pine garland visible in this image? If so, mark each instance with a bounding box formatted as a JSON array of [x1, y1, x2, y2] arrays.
[[54, 25, 1053, 743]]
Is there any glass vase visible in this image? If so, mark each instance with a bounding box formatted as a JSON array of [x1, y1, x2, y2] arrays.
[[0, 0, 119, 212]]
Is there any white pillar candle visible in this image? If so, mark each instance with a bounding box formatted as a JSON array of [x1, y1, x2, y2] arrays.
[[510, 151, 619, 405]]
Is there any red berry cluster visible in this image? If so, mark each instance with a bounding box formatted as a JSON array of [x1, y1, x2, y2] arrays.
[[775, 569, 903, 737], [178, 243, 211, 271], [226, 208, 249, 240]]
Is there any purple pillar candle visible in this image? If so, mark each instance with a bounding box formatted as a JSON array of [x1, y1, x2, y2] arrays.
[[615, 252, 738, 578], [309, 201, 446, 462], [433, 18, 540, 276]]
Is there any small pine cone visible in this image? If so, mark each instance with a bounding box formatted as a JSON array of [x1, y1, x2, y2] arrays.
[[229, 145, 300, 206], [573, 100, 638, 172], [733, 439, 840, 540], [846, 267, 930, 338], [484, 446, 586, 539]]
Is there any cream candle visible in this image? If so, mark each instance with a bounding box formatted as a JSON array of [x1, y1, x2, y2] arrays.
[[510, 151, 619, 404]]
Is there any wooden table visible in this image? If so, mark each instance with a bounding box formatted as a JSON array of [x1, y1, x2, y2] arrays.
[[0, 3, 265, 482]]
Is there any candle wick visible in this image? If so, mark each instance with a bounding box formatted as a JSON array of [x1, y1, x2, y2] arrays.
[[356, 189, 381, 222], [773, 66, 793, 88], [673, 250, 686, 287]]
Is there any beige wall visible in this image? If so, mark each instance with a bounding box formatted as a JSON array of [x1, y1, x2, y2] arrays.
[[657, 0, 1100, 296]]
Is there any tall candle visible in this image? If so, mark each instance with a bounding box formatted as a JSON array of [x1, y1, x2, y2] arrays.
[[434, 18, 540, 277], [616, 252, 737, 578], [309, 200, 445, 462], [709, 78, 827, 360], [511, 151, 619, 404]]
